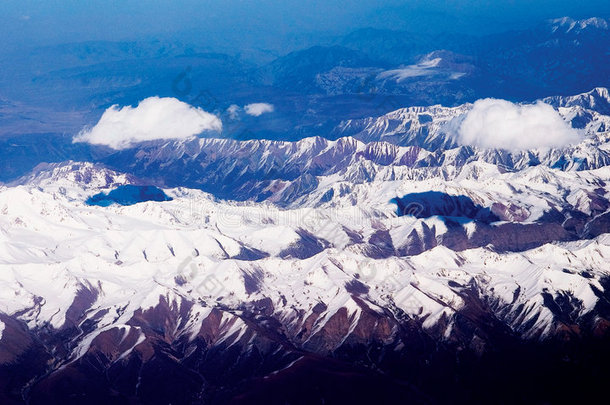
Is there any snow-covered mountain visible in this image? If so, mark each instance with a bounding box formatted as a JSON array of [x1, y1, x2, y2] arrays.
[[95, 88, 610, 205], [2, 88, 610, 403], [2, 162, 610, 404], [549, 17, 609, 35]]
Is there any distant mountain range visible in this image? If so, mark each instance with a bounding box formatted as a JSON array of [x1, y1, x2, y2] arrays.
[[0, 17, 608, 142]]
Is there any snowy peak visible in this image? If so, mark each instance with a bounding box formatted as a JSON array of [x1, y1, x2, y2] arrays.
[[13, 161, 138, 190], [550, 17, 609, 34], [544, 87, 610, 115]]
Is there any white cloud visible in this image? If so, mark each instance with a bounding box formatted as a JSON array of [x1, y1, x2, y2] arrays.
[[244, 103, 274, 117], [455, 98, 581, 151], [227, 104, 241, 120], [73, 97, 222, 150], [377, 57, 442, 82]]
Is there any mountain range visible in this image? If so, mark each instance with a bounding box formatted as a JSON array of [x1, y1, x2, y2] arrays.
[[1, 83, 610, 403]]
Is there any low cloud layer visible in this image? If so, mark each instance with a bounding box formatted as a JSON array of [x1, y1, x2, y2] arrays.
[[244, 103, 274, 117], [377, 57, 442, 82], [73, 97, 222, 149], [455, 99, 581, 151]]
